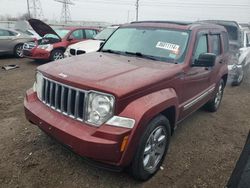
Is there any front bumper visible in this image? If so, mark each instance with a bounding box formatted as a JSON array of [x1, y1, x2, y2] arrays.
[[23, 48, 51, 60], [24, 89, 132, 166]]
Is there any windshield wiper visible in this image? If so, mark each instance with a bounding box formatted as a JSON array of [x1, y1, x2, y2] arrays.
[[124, 51, 159, 61], [101, 49, 123, 55]]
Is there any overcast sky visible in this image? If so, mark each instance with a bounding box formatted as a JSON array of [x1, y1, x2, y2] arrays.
[[0, 0, 250, 23]]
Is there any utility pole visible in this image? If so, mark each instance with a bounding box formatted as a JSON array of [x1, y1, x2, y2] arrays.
[[135, 0, 139, 21], [27, 0, 31, 18], [54, 0, 75, 24]]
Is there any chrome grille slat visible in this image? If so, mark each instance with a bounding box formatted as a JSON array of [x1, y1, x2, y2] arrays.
[[61, 86, 65, 112], [45, 79, 49, 104], [75, 91, 80, 118], [55, 84, 59, 109], [40, 77, 86, 122], [67, 89, 72, 115]]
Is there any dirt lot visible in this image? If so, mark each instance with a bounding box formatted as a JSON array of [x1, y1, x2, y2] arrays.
[[0, 56, 249, 188]]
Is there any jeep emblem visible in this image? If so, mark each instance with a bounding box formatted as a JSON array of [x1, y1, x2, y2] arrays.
[[59, 73, 68, 78]]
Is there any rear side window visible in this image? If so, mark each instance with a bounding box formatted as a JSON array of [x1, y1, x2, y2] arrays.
[[194, 35, 208, 60], [221, 32, 229, 52], [0, 29, 11, 36], [246, 33, 250, 46], [71, 30, 84, 39], [210, 34, 222, 55], [85, 30, 97, 39]]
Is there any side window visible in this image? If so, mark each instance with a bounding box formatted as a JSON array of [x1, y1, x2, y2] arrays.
[[194, 35, 208, 60], [210, 34, 222, 55], [85, 30, 96, 39], [0, 29, 11, 37], [246, 33, 250, 46], [70, 30, 83, 40], [221, 32, 229, 52]]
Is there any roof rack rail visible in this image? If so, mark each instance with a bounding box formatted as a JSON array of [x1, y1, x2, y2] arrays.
[[130, 20, 193, 25]]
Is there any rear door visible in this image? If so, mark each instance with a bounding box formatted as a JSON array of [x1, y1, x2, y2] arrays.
[[0, 29, 16, 53]]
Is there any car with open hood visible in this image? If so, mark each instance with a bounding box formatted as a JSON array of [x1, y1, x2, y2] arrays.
[[0, 27, 34, 58], [203, 20, 250, 86], [64, 25, 119, 57], [24, 21, 229, 180], [23, 19, 99, 61]]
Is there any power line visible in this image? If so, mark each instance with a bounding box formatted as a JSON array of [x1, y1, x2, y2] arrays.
[[55, 0, 75, 23], [27, 0, 43, 19]]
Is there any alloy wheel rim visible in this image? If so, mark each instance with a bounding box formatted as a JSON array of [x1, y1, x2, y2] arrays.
[[237, 71, 244, 83], [53, 52, 64, 60], [143, 126, 167, 173], [16, 46, 23, 57], [214, 83, 223, 108]]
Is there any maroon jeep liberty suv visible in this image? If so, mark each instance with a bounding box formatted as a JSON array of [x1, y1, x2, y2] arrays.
[[24, 21, 229, 180]]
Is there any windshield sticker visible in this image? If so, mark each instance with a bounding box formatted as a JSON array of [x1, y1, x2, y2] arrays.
[[156, 42, 180, 52]]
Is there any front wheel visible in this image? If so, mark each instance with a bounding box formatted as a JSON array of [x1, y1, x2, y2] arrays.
[[50, 49, 64, 61], [130, 115, 171, 181], [204, 79, 225, 112], [232, 68, 244, 86]]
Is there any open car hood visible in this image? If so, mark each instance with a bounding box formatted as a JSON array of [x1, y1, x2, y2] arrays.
[[28, 19, 61, 39]]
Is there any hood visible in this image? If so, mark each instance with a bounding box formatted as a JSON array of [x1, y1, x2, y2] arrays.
[[28, 19, 61, 39], [38, 52, 180, 99], [68, 39, 103, 53]]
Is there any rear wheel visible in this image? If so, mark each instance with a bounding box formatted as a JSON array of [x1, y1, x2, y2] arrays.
[[50, 49, 64, 61], [130, 115, 171, 181], [14, 44, 24, 58], [204, 79, 224, 112]]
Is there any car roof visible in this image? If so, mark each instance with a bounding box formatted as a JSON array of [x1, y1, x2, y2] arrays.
[[122, 20, 226, 31], [60, 27, 100, 31]]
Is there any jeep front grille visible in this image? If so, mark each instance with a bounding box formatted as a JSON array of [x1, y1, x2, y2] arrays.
[[41, 77, 86, 121]]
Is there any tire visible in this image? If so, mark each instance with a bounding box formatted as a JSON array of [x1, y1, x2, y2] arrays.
[[14, 44, 24, 58], [50, 49, 64, 61], [204, 79, 225, 112], [130, 115, 171, 181], [231, 68, 244, 86]]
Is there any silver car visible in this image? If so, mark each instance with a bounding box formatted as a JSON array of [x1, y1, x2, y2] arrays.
[[0, 28, 34, 58]]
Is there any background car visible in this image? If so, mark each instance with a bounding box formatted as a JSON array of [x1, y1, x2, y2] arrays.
[[0, 27, 34, 58], [64, 25, 119, 57], [23, 19, 100, 61], [203, 20, 250, 86]]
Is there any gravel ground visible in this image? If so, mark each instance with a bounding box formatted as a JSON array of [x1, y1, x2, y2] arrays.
[[0, 56, 250, 188]]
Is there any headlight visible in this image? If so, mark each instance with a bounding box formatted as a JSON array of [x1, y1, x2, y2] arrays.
[[86, 92, 115, 126], [33, 72, 43, 100], [37, 44, 53, 51]]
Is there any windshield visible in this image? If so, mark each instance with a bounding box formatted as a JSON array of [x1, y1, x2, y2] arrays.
[[101, 27, 190, 63], [94, 28, 117, 40], [221, 25, 238, 41]]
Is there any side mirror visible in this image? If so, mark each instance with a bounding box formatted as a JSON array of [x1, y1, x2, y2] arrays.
[[192, 53, 216, 67], [99, 41, 104, 48], [68, 36, 74, 41]]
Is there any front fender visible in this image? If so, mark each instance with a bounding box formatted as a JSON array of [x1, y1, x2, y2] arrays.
[[117, 88, 179, 166]]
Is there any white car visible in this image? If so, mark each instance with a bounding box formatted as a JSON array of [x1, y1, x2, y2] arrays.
[[64, 26, 119, 57]]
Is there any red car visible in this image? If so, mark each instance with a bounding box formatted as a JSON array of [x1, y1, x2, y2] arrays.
[[25, 21, 229, 180], [23, 19, 99, 61]]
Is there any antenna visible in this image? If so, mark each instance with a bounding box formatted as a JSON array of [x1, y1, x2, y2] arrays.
[[54, 0, 74, 24], [27, 0, 44, 19]]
